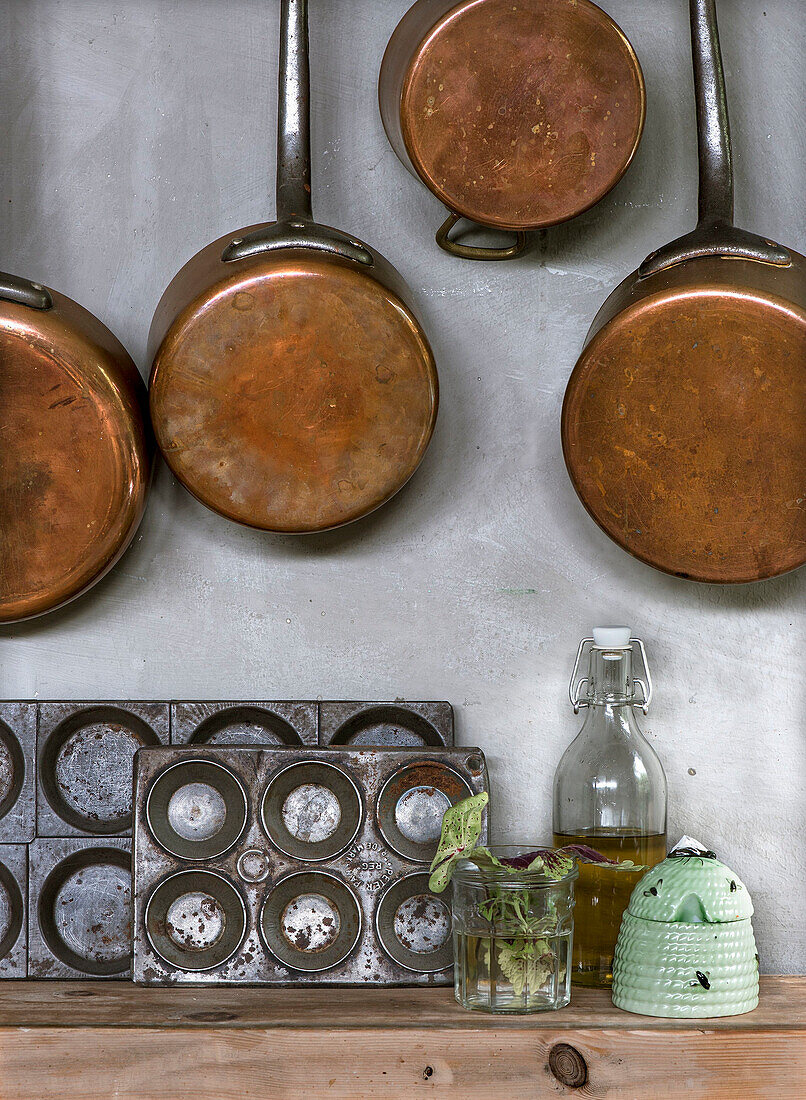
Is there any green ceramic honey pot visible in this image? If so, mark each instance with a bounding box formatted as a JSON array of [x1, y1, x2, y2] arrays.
[[612, 845, 759, 1018]]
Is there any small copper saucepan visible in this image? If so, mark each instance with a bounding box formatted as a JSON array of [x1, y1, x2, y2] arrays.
[[562, 0, 806, 583], [379, 0, 646, 259], [149, 0, 438, 533], [0, 273, 151, 622]]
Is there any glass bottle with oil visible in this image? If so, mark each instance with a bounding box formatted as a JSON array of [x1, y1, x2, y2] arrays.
[[553, 627, 667, 988]]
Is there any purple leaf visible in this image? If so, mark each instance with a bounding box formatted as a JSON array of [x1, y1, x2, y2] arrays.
[[498, 845, 619, 871]]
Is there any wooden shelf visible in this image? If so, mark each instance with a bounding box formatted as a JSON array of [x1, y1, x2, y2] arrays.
[[0, 976, 803, 1098]]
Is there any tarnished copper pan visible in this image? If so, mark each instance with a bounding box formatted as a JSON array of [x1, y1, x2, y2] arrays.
[[0, 275, 152, 622], [379, 0, 645, 259], [149, 0, 437, 533], [562, 0, 806, 584]]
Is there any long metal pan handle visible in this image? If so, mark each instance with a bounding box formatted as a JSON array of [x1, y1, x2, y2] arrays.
[[0, 271, 53, 310], [223, 0, 372, 267], [641, 0, 790, 276]]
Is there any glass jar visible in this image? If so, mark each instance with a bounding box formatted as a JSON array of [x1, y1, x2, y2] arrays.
[[553, 627, 667, 989], [451, 846, 577, 1013]]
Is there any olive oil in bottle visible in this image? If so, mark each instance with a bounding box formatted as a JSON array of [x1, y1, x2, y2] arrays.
[[553, 628, 667, 989]]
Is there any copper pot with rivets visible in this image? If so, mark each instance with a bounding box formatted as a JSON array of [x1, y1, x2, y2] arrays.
[[0, 275, 152, 622], [562, 0, 806, 584], [149, 0, 438, 533], [379, 0, 646, 259]]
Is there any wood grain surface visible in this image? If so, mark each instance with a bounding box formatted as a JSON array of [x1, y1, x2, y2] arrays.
[[0, 976, 802, 1098]]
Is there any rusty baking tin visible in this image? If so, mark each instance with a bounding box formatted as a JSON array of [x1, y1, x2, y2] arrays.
[[133, 746, 487, 985], [28, 837, 132, 979], [0, 703, 35, 843], [170, 701, 318, 747], [0, 845, 27, 977], [36, 703, 170, 837], [318, 701, 453, 747]]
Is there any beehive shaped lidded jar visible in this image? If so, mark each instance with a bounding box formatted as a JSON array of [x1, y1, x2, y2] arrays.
[[612, 847, 759, 1018]]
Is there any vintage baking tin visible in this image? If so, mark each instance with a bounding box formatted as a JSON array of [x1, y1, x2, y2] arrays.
[[171, 701, 318, 747], [612, 848, 759, 1018], [36, 703, 170, 837], [0, 703, 35, 843], [379, 0, 645, 258], [0, 845, 27, 977], [133, 746, 487, 984], [318, 701, 453, 747], [28, 837, 132, 979]]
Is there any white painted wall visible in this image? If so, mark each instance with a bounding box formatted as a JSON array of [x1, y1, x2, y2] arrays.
[[2, 0, 804, 971]]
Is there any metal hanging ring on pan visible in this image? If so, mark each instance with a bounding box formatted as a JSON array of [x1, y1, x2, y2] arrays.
[[379, 0, 646, 261], [435, 213, 529, 262], [561, 0, 806, 584]]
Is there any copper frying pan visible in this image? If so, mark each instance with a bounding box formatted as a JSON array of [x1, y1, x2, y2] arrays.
[[379, 0, 646, 260], [0, 272, 151, 622], [149, 0, 438, 533], [562, 0, 806, 584]]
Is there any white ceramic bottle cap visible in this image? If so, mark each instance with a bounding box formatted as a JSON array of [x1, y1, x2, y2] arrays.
[[592, 626, 632, 648]]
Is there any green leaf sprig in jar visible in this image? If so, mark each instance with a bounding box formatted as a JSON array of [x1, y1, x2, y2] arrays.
[[430, 794, 642, 1014]]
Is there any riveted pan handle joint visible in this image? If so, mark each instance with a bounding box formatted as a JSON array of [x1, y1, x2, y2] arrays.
[[436, 212, 529, 261], [0, 271, 53, 311], [640, 223, 791, 277], [222, 219, 373, 266]]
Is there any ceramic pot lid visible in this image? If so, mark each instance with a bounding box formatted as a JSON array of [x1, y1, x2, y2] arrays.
[[399, 0, 645, 230], [626, 848, 753, 924]]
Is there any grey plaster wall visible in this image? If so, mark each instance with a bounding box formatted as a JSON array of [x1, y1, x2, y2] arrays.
[[1, 1, 804, 971]]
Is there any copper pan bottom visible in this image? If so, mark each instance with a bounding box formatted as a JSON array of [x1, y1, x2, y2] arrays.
[[399, 0, 645, 230], [150, 258, 437, 532], [0, 300, 150, 621], [562, 285, 806, 583]]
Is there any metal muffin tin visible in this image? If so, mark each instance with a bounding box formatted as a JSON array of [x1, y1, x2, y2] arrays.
[[318, 701, 453, 748], [0, 703, 36, 843], [28, 837, 132, 978], [133, 746, 487, 985], [0, 845, 27, 977], [37, 702, 170, 837]]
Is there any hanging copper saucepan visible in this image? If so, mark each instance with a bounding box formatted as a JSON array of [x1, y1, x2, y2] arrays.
[[0, 279, 151, 621], [379, 0, 646, 259], [562, 0, 806, 584], [149, 0, 438, 533]]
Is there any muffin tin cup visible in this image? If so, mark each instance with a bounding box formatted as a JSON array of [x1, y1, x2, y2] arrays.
[[0, 845, 27, 976], [261, 871, 361, 973], [146, 758, 248, 861], [37, 703, 169, 837], [375, 872, 452, 973], [133, 746, 488, 985], [261, 761, 362, 862], [319, 702, 454, 748], [29, 838, 132, 978], [145, 869, 247, 972], [0, 703, 36, 843], [171, 702, 318, 748], [376, 759, 480, 862]]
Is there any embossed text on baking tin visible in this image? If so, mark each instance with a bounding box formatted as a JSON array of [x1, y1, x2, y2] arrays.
[[340, 842, 395, 893], [37, 703, 169, 836]]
